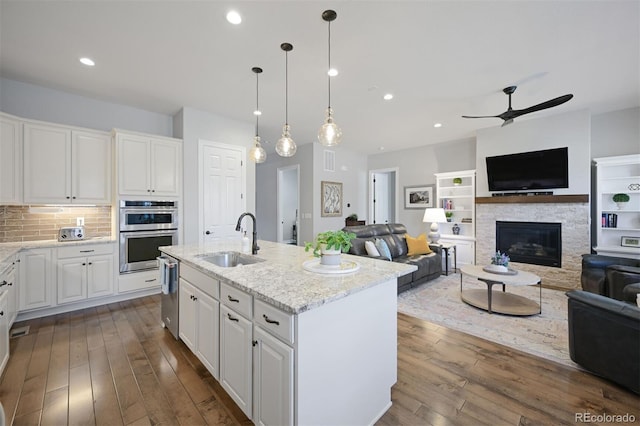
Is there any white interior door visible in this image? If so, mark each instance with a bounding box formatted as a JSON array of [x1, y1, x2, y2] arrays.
[[277, 165, 300, 244], [200, 142, 246, 242], [369, 168, 398, 225]]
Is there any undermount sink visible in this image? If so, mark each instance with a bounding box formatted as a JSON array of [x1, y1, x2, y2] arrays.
[[197, 251, 264, 268]]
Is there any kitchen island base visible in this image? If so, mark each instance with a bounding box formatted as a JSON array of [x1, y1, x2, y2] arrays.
[[295, 277, 397, 425]]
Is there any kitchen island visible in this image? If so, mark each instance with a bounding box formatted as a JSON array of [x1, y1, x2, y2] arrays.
[[160, 240, 415, 426]]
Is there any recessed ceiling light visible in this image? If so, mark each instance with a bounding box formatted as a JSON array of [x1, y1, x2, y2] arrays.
[[328, 68, 338, 77], [379, 146, 385, 151], [383, 93, 393, 101], [226, 10, 242, 25], [434, 123, 442, 128], [79, 57, 95, 67], [253, 110, 262, 116]]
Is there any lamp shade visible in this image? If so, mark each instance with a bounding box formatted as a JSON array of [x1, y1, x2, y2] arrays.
[[422, 208, 447, 224]]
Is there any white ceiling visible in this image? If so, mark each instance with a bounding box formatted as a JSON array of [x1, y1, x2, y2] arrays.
[[1, 1, 638, 155]]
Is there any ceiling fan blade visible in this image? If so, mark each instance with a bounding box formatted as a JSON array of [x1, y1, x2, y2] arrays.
[[511, 94, 574, 117], [461, 114, 501, 119], [501, 119, 514, 127]]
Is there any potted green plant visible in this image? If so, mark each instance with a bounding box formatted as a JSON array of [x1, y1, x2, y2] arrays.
[[613, 193, 630, 209], [445, 211, 454, 222], [346, 213, 358, 221], [452, 177, 462, 186], [305, 230, 356, 266]]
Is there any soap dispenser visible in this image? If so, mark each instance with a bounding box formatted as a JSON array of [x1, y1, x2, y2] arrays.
[[241, 230, 251, 254]]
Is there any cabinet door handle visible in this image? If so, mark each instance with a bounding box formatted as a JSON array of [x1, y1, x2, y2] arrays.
[[82, 263, 86, 266], [88, 262, 92, 266], [8, 282, 12, 286], [0, 281, 6, 287], [0, 311, 3, 316], [145, 278, 157, 283], [227, 295, 239, 303], [262, 314, 280, 326], [227, 313, 239, 322], [80, 250, 94, 253], [252, 340, 258, 347]]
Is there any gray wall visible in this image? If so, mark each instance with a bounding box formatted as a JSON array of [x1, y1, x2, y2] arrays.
[[476, 109, 591, 196], [0, 78, 173, 136], [312, 144, 368, 237], [368, 137, 476, 236], [175, 107, 255, 244], [256, 144, 314, 244], [591, 107, 640, 158]]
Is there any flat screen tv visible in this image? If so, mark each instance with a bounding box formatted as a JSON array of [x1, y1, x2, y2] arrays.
[[486, 147, 568, 192]]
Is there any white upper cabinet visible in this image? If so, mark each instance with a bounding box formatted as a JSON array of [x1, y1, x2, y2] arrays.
[[116, 131, 182, 197], [0, 114, 23, 204], [23, 121, 111, 204]]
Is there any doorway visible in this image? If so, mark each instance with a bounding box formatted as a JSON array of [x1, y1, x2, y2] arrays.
[[277, 165, 300, 245], [369, 168, 398, 224], [199, 140, 246, 243]]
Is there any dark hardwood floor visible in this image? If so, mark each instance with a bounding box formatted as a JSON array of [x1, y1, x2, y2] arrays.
[[1, 295, 638, 425]]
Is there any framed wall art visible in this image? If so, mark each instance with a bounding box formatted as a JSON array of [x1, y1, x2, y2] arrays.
[[321, 181, 343, 217], [404, 185, 435, 209]]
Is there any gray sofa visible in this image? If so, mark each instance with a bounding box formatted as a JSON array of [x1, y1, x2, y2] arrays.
[[342, 223, 442, 293]]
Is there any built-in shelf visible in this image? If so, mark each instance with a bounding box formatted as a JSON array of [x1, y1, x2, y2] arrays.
[[476, 194, 589, 204]]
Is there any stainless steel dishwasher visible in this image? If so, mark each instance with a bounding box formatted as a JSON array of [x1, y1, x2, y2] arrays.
[[158, 255, 179, 339]]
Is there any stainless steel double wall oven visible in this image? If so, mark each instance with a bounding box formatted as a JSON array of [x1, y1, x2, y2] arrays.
[[119, 200, 178, 273]]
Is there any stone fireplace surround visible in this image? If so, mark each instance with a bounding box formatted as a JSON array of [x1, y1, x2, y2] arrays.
[[476, 195, 590, 291]]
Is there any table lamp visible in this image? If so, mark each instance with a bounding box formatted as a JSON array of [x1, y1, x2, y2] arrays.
[[423, 208, 447, 243]]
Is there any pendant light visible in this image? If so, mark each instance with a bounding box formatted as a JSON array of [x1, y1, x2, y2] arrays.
[[276, 42, 297, 157], [248, 67, 267, 163], [318, 9, 342, 147]]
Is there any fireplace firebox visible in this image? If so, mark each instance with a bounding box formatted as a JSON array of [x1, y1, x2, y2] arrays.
[[496, 221, 561, 267]]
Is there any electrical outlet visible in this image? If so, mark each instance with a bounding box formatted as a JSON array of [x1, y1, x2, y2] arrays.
[[76, 217, 84, 226]]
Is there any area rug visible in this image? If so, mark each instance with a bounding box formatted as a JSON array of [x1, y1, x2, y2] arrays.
[[397, 272, 576, 368]]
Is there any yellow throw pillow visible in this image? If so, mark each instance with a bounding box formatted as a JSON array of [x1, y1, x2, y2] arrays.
[[405, 233, 433, 256]]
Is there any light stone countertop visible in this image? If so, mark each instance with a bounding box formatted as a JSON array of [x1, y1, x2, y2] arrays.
[[0, 237, 116, 275], [160, 240, 416, 314]]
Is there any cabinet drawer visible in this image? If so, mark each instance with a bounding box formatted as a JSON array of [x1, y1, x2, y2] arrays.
[[57, 243, 113, 259], [180, 263, 219, 300], [220, 282, 252, 319], [254, 299, 294, 345]]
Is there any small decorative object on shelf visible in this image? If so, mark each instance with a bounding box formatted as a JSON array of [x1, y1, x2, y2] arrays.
[[452, 223, 460, 235], [445, 211, 453, 222], [453, 177, 462, 185], [305, 229, 356, 266], [612, 193, 630, 210]]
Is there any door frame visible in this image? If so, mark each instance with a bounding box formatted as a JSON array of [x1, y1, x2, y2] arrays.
[[368, 167, 399, 225], [276, 164, 300, 244], [198, 139, 246, 244]]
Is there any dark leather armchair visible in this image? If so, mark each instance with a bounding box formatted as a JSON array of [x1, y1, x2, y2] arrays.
[[567, 290, 640, 394], [581, 254, 640, 300]]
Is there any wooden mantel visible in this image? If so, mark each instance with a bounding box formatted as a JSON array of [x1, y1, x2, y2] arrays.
[[476, 194, 589, 204]]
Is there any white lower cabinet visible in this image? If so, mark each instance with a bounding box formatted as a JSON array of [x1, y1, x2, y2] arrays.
[[179, 278, 219, 378], [57, 244, 114, 304], [220, 303, 253, 419], [0, 291, 9, 375], [18, 248, 54, 311], [253, 325, 294, 426]]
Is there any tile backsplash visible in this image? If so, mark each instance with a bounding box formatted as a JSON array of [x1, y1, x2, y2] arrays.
[[0, 205, 112, 243]]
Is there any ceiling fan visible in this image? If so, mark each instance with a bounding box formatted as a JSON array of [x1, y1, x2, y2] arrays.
[[462, 86, 573, 127]]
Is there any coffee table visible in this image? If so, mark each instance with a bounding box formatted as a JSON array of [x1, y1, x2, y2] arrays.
[[460, 264, 542, 315]]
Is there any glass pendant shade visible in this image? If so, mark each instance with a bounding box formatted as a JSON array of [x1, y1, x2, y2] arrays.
[[318, 107, 342, 147], [249, 136, 266, 163], [319, 10, 341, 148], [276, 124, 296, 157], [277, 43, 296, 158]]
